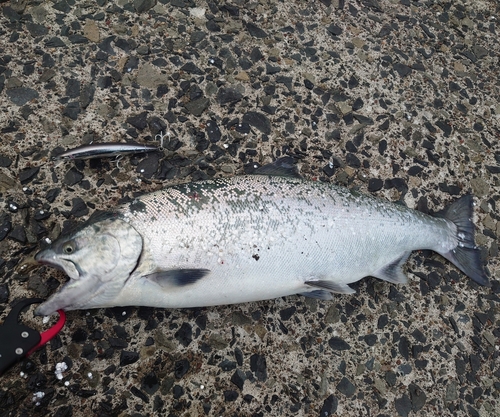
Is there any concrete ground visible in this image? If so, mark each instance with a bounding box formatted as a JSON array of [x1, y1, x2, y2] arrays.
[[0, 0, 498, 416]]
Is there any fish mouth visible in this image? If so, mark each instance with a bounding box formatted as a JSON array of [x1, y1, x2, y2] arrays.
[[35, 249, 82, 280]]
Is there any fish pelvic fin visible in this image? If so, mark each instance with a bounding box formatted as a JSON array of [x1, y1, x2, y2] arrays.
[[304, 279, 356, 294], [436, 195, 490, 287], [372, 252, 410, 285]]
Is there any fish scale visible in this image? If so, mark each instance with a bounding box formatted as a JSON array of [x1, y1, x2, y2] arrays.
[[34, 166, 489, 315]]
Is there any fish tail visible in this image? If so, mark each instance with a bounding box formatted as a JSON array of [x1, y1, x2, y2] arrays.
[[436, 195, 490, 286]]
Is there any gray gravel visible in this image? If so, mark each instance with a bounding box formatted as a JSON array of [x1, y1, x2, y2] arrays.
[[0, 0, 499, 416]]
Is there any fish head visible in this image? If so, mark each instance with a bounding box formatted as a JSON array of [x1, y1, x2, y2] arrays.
[[34, 212, 143, 315]]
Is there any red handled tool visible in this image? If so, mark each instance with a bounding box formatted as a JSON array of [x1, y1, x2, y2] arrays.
[[0, 298, 65, 376]]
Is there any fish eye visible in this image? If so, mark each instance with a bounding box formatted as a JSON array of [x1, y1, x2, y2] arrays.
[[63, 241, 76, 254]]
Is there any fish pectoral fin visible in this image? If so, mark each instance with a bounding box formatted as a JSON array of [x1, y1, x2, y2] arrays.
[[145, 269, 210, 288], [372, 252, 410, 284], [298, 290, 335, 300], [304, 280, 356, 294]]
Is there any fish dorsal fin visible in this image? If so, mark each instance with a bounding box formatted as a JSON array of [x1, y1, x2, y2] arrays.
[[253, 157, 302, 178], [372, 252, 410, 284], [145, 269, 210, 288]]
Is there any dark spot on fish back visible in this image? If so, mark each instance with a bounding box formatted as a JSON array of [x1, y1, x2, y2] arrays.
[[252, 254, 260, 261]]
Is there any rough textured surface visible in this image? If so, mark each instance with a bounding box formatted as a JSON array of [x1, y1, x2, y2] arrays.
[[0, 0, 499, 416]]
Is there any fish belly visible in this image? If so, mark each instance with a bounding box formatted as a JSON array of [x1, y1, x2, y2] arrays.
[[120, 176, 456, 308]]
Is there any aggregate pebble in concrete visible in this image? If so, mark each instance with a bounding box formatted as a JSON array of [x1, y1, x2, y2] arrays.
[[0, 0, 499, 416]]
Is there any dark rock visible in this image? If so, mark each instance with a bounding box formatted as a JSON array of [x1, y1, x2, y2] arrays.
[[124, 56, 139, 72], [71, 328, 88, 343], [266, 63, 281, 74], [0, 284, 9, 303], [246, 22, 267, 38], [134, 0, 156, 13], [80, 83, 95, 108], [250, 354, 267, 381], [485, 165, 500, 174], [127, 112, 148, 130], [409, 383, 426, 412], [345, 153, 360, 168], [64, 167, 84, 186], [385, 370, 397, 386], [130, 386, 148, 402], [120, 350, 139, 366], [352, 97, 364, 111], [0, 215, 11, 241], [217, 87, 242, 105], [327, 23, 342, 36], [206, 120, 221, 143], [180, 62, 204, 74], [435, 120, 452, 137], [136, 155, 159, 178], [368, 178, 383, 192], [66, 79, 81, 98], [231, 369, 246, 390], [224, 390, 238, 402], [175, 322, 192, 347], [250, 47, 263, 62], [0, 155, 12, 167], [174, 359, 190, 379], [8, 225, 26, 243], [53, 0, 72, 13], [3, 5, 21, 22], [393, 63, 412, 77], [68, 34, 88, 44], [70, 197, 89, 217], [323, 164, 335, 177], [172, 384, 184, 399], [320, 394, 338, 415], [45, 37, 66, 48], [142, 372, 159, 395], [328, 337, 351, 351], [26, 22, 48, 37], [19, 166, 40, 184], [304, 78, 314, 90], [63, 102, 80, 120], [279, 306, 296, 321], [364, 334, 378, 346], [98, 36, 116, 55], [219, 359, 237, 372], [242, 111, 271, 134], [185, 97, 209, 116], [395, 393, 412, 417], [336, 377, 356, 397], [6, 87, 39, 106], [353, 114, 374, 125]]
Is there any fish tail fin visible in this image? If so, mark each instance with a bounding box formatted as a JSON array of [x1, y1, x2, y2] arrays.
[[436, 195, 490, 286]]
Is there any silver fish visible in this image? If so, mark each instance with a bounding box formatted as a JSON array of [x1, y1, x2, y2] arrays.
[[53, 142, 158, 160], [34, 161, 489, 316]]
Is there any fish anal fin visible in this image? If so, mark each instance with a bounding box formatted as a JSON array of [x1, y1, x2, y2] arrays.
[[145, 269, 210, 288], [298, 290, 334, 300], [372, 253, 410, 284], [304, 280, 356, 294]]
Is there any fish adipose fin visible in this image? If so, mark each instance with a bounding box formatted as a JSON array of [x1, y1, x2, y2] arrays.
[[372, 252, 410, 284], [145, 269, 210, 288], [253, 157, 302, 179], [304, 279, 356, 294], [436, 195, 490, 286]]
